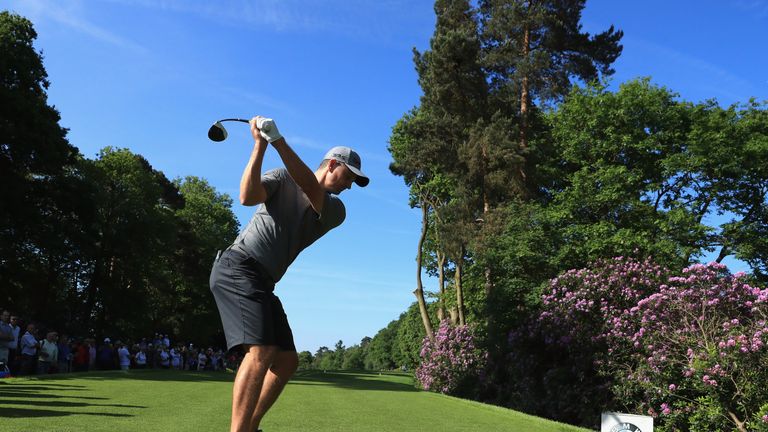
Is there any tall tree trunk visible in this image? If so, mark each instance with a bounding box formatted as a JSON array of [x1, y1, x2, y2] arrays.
[[480, 136, 493, 299], [480, 131, 492, 297], [415, 204, 435, 343], [455, 246, 466, 326], [520, 21, 530, 157], [437, 250, 446, 322], [716, 202, 758, 264]]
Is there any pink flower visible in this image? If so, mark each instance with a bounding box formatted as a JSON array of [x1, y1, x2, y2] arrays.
[[661, 403, 671, 415]]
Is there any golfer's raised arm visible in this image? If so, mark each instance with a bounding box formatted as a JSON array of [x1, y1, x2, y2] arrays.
[[239, 121, 269, 206], [270, 136, 325, 214]]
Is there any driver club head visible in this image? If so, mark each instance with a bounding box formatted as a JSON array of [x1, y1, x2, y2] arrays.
[[208, 121, 228, 142]]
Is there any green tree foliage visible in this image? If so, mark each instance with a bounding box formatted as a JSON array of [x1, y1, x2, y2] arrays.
[[386, 1, 766, 423], [685, 100, 768, 281], [0, 11, 84, 319], [479, 0, 623, 115], [393, 302, 429, 370], [312, 346, 334, 370], [79, 148, 184, 335], [545, 79, 700, 269], [341, 345, 365, 370], [389, 0, 625, 339], [297, 351, 313, 370], [364, 319, 400, 371], [543, 80, 768, 276], [481, 80, 768, 426], [0, 12, 239, 346], [391, 0, 488, 337], [171, 176, 239, 341]]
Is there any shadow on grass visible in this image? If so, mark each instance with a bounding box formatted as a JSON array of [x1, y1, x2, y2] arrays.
[[0, 407, 135, 418], [1, 375, 148, 419], [0, 398, 145, 409], [5, 369, 234, 384], [0, 389, 108, 400], [0, 382, 87, 389], [290, 371, 418, 393]]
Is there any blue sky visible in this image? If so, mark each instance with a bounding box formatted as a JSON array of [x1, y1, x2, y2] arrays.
[[4, 0, 767, 353]]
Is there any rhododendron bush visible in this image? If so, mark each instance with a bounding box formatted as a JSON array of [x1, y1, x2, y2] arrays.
[[416, 320, 487, 396], [535, 257, 768, 431], [511, 257, 671, 425], [600, 262, 768, 432]]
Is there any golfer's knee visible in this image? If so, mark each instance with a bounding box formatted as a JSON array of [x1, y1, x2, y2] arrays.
[[272, 352, 298, 377], [243, 345, 278, 370]]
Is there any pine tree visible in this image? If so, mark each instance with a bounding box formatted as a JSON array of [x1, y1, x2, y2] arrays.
[[480, 0, 623, 156]]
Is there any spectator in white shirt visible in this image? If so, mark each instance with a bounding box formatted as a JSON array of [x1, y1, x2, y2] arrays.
[[135, 348, 147, 369], [38, 332, 59, 374], [170, 347, 181, 370], [197, 351, 207, 371], [117, 344, 131, 371], [159, 347, 170, 368]]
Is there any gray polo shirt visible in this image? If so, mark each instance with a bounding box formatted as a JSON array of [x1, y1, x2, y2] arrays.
[[232, 168, 346, 282]]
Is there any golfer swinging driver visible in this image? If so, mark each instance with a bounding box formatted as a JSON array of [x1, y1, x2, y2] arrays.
[[209, 116, 368, 432]]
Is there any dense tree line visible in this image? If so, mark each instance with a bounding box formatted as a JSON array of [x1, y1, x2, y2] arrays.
[[0, 11, 239, 345], [296, 302, 426, 372], [386, 0, 768, 429]]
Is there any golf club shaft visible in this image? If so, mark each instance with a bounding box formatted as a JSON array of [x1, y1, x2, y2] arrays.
[[217, 118, 250, 123]]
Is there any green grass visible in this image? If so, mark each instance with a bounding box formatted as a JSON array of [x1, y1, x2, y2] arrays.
[[0, 370, 592, 431]]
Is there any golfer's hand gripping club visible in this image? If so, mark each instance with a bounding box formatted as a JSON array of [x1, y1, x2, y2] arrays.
[[256, 117, 283, 143]]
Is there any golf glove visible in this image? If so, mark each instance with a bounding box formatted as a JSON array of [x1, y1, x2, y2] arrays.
[[257, 117, 283, 143]]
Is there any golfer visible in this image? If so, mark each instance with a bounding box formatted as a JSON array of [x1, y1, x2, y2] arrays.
[[210, 116, 368, 432]]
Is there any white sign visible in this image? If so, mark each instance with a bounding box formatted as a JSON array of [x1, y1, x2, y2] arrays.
[[601, 412, 653, 432]]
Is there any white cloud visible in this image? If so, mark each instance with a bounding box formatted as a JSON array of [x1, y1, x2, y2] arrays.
[[215, 84, 295, 114], [733, 0, 768, 19], [629, 37, 758, 101], [96, 0, 425, 40], [8, 0, 148, 53]]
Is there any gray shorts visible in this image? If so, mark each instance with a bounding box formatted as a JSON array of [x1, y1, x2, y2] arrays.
[[209, 248, 296, 352]]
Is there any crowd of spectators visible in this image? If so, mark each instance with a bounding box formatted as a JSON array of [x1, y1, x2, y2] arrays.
[[0, 309, 241, 377]]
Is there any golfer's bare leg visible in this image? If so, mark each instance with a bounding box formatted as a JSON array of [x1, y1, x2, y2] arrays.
[[231, 345, 278, 432], [251, 350, 299, 429]]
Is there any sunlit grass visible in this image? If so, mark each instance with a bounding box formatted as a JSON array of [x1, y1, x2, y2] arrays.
[[0, 369, 591, 431]]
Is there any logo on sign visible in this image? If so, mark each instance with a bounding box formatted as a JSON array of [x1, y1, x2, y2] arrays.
[[610, 423, 642, 432]]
